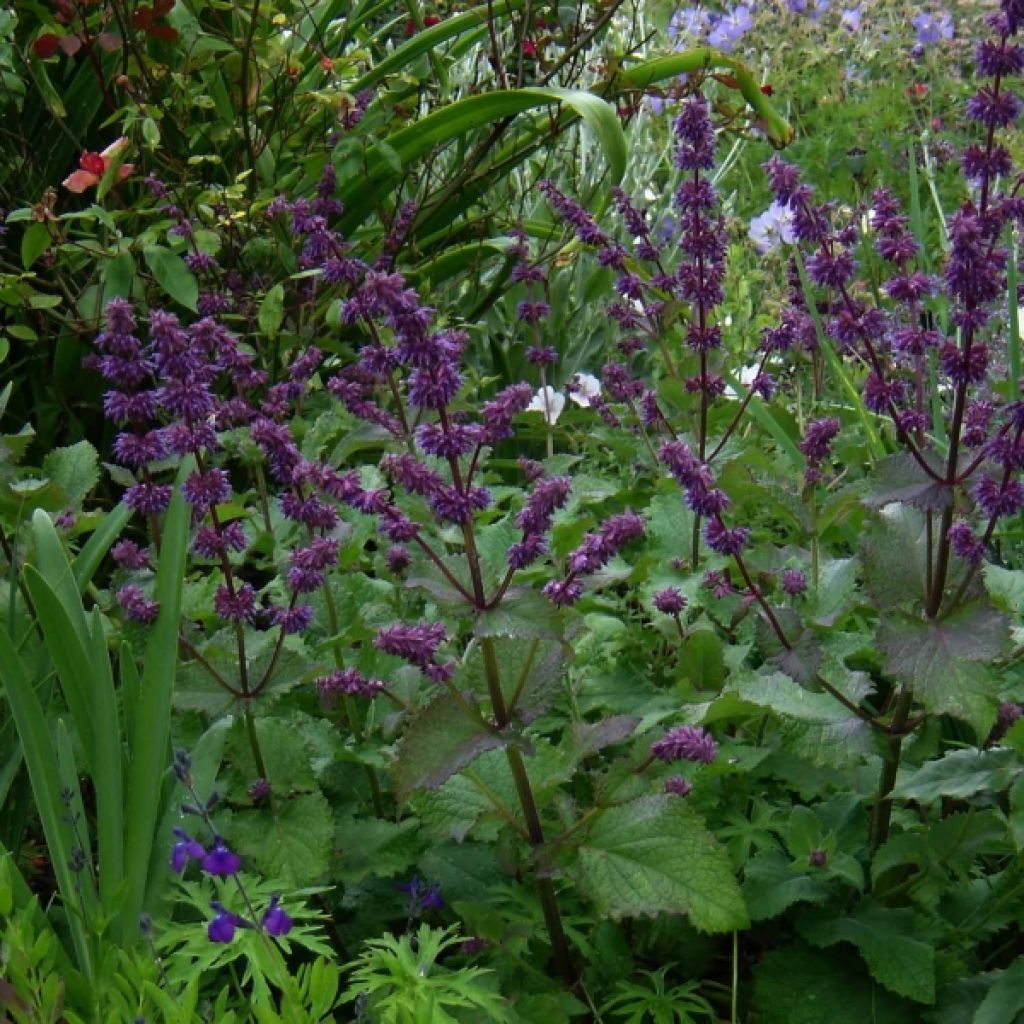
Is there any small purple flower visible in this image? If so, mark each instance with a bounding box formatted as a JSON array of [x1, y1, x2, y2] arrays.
[[207, 902, 252, 943], [262, 896, 293, 936], [117, 584, 160, 624], [651, 725, 718, 764], [704, 519, 749, 556], [808, 849, 828, 868], [398, 876, 444, 915], [248, 778, 272, 803], [653, 587, 687, 615], [170, 828, 205, 873], [316, 668, 385, 701], [664, 775, 694, 797], [781, 569, 808, 596], [912, 11, 953, 46], [201, 840, 241, 877], [375, 622, 452, 679], [111, 539, 150, 569], [799, 417, 841, 465]]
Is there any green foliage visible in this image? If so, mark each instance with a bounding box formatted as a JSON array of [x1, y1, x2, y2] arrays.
[[341, 925, 512, 1024]]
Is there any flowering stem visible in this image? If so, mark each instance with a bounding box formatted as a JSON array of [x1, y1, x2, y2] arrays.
[[322, 582, 385, 816], [869, 687, 915, 850], [479, 634, 574, 983]]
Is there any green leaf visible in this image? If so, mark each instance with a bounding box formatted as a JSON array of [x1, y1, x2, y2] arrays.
[[258, 284, 285, 339], [742, 850, 830, 921], [984, 564, 1024, 617], [228, 793, 333, 886], [891, 747, 1022, 803], [878, 601, 1007, 733], [726, 669, 866, 724], [973, 958, 1024, 1024], [21, 222, 51, 270], [334, 816, 423, 883], [753, 946, 917, 1024], [575, 794, 747, 932], [677, 630, 725, 690], [143, 246, 198, 311], [861, 505, 930, 610], [863, 452, 953, 511], [392, 692, 507, 800], [0, 627, 95, 977], [41, 440, 99, 508], [798, 900, 935, 1003], [123, 462, 190, 931], [338, 88, 627, 231]]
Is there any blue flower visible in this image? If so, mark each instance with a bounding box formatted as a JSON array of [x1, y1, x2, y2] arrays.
[[200, 840, 241, 877], [912, 11, 953, 45], [708, 5, 753, 51], [749, 201, 796, 254], [262, 895, 293, 936], [170, 828, 205, 873]]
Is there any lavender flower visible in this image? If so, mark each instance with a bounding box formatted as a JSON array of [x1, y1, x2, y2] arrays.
[[375, 623, 454, 682]]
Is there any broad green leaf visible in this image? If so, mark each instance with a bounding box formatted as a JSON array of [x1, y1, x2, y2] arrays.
[[227, 793, 333, 886], [41, 440, 99, 508], [392, 692, 507, 800], [891, 747, 1022, 803], [258, 283, 285, 339], [863, 452, 953, 511], [861, 505, 930, 610], [143, 246, 198, 311], [742, 850, 830, 921], [726, 669, 867, 723], [753, 946, 917, 1024], [334, 816, 423, 883], [984, 564, 1024, 617], [879, 601, 1007, 733], [677, 629, 725, 690], [974, 957, 1024, 1024], [798, 900, 935, 1003], [21, 221, 51, 269], [576, 794, 747, 932]]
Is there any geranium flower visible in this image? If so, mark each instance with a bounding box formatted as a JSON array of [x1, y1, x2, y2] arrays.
[[527, 385, 566, 425], [569, 372, 602, 407], [63, 138, 134, 193]]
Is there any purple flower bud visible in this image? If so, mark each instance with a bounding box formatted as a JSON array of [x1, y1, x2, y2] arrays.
[[781, 569, 808, 596], [664, 775, 693, 797], [808, 849, 827, 868], [653, 587, 687, 615], [111, 539, 151, 569]]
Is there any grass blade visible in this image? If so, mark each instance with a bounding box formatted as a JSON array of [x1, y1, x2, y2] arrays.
[[122, 462, 190, 933], [0, 625, 95, 977], [72, 501, 132, 593]]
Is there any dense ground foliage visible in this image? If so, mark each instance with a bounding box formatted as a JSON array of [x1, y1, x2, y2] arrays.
[[3, 0, 1024, 1020]]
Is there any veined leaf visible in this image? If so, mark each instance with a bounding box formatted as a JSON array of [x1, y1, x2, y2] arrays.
[[575, 794, 747, 932]]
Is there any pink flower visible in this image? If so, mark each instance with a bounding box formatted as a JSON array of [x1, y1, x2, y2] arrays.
[[63, 138, 134, 193]]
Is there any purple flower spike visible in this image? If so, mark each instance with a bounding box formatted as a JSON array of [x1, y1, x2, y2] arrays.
[[201, 840, 241, 877], [651, 725, 718, 765], [781, 569, 808, 596], [262, 896, 293, 936], [664, 775, 693, 797]]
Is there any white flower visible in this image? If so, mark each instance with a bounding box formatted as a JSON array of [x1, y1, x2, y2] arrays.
[[569, 372, 602, 408], [527, 386, 565, 425], [748, 200, 796, 254]]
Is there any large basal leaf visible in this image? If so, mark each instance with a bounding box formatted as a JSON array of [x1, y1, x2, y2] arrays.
[[753, 946, 917, 1024], [798, 900, 936, 1004], [333, 816, 424, 883], [878, 601, 1007, 734], [891, 747, 1022, 803], [392, 692, 507, 800], [575, 795, 747, 932]]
